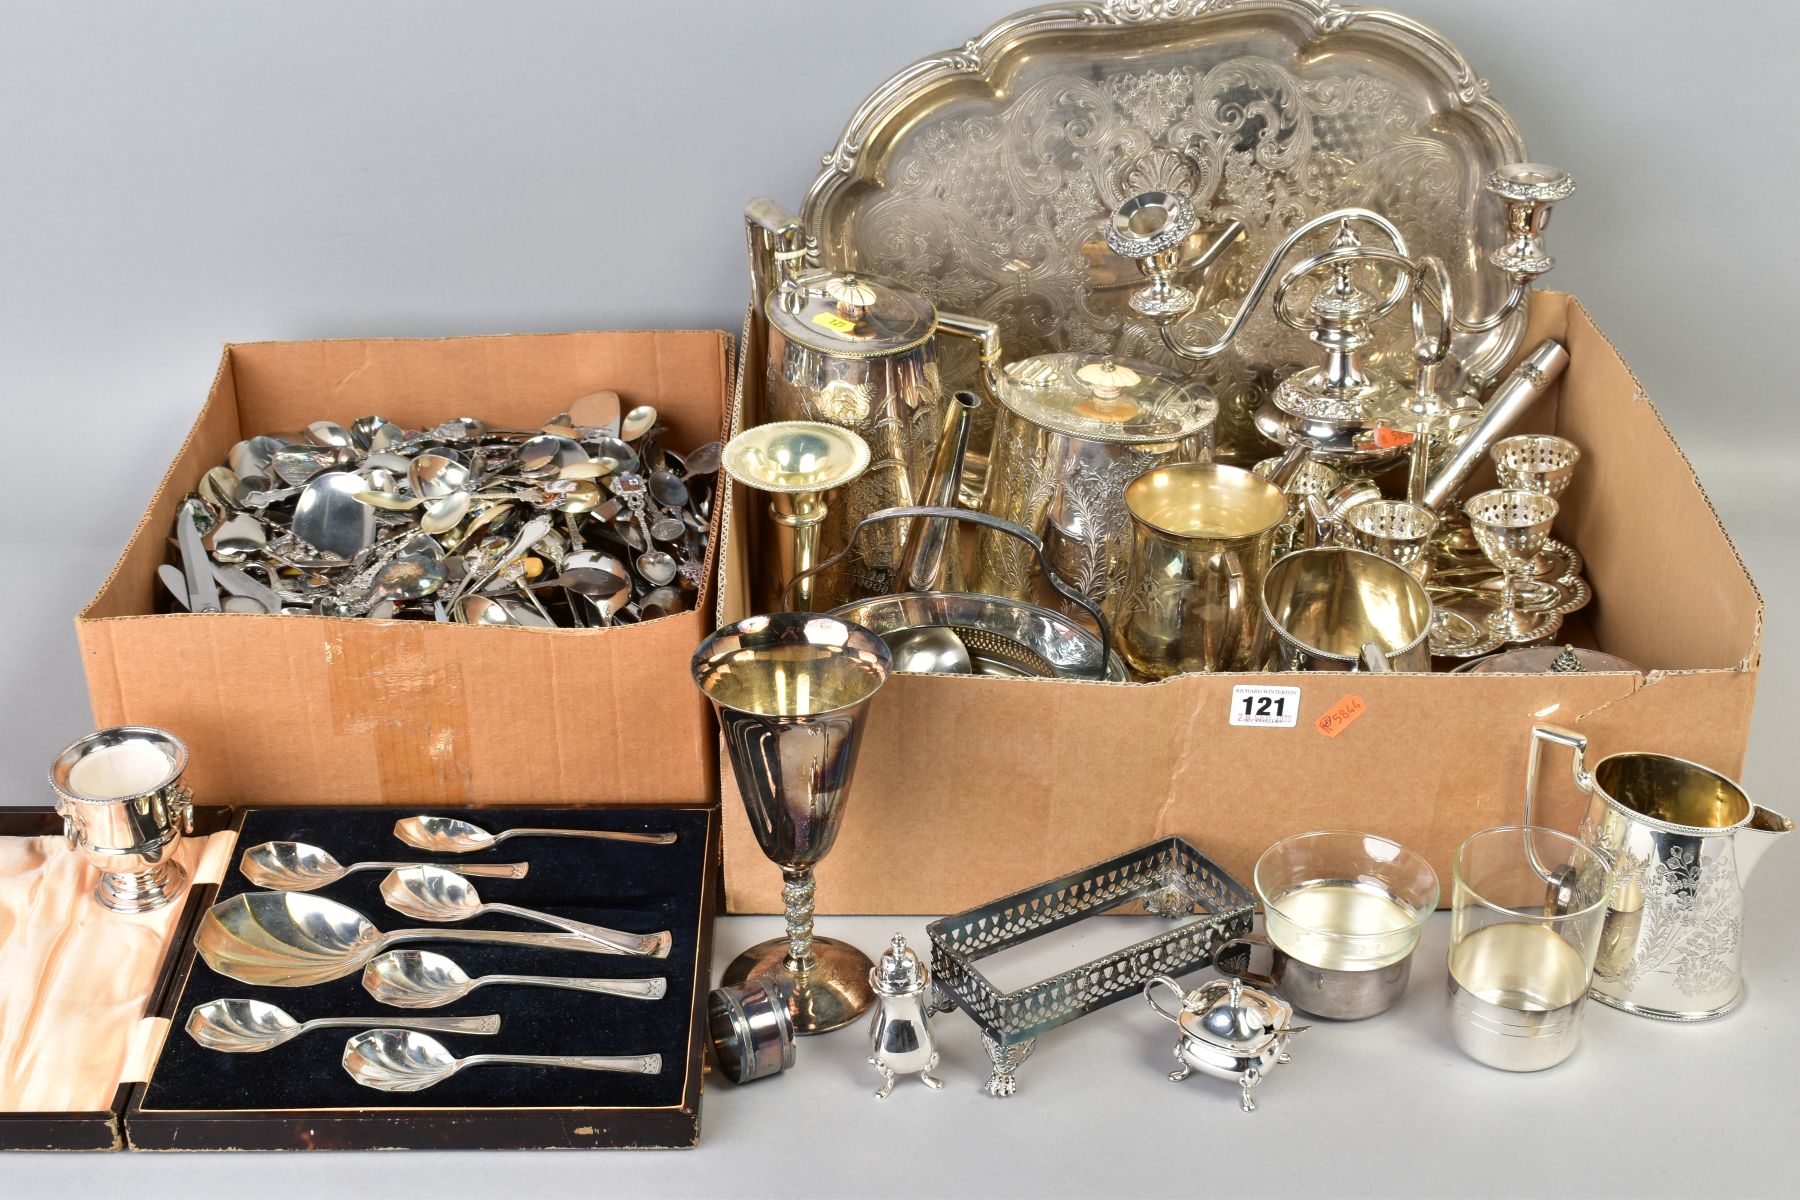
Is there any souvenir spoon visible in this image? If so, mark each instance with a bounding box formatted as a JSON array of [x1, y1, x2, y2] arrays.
[[361, 949, 667, 1008], [378, 867, 671, 958], [610, 474, 678, 585], [620, 405, 658, 441], [185, 998, 500, 1053], [394, 815, 676, 851], [240, 841, 529, 892], [292, 471, 377, 559], [197, 892, 628, 988], [347, 536, 446, 615], [343, 1029, 661, 1093]]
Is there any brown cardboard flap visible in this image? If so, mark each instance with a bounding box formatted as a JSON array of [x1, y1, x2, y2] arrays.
[[1556, 299, 1763, 671]]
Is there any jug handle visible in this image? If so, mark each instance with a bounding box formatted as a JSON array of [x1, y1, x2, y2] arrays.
[[935, 313, 1004, 401], [1143, 975, 1188, 1025], [1523, 723, 1592, 831]]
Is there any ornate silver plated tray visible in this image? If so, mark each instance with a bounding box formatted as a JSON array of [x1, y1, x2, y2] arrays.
[[799, 0, 1531, 462]]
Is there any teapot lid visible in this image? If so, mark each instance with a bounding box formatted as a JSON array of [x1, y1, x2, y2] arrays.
[[996, 352, 1216, 445], [766, 270, 937, 358]]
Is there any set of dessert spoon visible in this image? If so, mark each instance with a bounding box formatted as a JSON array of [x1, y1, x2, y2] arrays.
[[185, 816, 673, 1092]]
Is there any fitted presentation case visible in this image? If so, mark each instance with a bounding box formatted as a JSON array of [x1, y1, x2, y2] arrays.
[[715, 292, 1764, 914], [73, 329, 733, 811], [0, 803, 717, 1152]]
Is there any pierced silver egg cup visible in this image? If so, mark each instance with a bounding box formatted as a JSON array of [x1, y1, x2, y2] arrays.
[[1342, 499, 1439, 582], [1465, 489, 1559, 642]]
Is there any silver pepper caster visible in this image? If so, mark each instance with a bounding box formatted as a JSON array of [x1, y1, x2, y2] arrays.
[[867, 934, 944, 1099]]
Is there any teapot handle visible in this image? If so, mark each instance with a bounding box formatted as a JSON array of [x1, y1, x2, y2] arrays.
[[1143, 975, 1188, 1025], [1523, 723, 1591, 831]]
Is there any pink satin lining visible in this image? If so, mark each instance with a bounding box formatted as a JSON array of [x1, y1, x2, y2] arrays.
[[0, 832, 225, 1112]]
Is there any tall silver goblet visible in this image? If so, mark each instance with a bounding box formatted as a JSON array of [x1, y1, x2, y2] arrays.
[[693, 613, 891, 1033]]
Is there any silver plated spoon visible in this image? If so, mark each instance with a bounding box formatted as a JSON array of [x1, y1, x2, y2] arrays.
[[361, 949, 667, 1009], [186, 998, 499, 1053], [240, 841, 529, 892], [197, 892, 625, 988], [379, 867, 671, 958], [292, 471, 377, 559], [394, 815, 676, 852], [343, 1029, 661, 1093]]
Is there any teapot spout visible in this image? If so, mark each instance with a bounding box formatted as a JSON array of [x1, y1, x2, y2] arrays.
[[1738, 806, 1794, 888]]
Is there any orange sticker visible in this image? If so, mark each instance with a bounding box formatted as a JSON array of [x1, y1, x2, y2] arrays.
[[811, 312, 857, 335], [1371, 425, 1416, 449], [1316, 694, 1367, 738]]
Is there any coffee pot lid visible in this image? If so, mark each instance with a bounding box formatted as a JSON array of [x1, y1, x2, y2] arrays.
[[996, 352, 1216, 444], [766, 269, 937, 358]]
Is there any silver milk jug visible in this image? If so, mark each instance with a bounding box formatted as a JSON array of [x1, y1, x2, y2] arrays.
[[1525, 724, 1792, 1021], [866, 934, 943, 1099]]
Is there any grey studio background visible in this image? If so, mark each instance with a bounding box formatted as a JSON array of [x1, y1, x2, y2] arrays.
[[2, 2, 1797, 1198]]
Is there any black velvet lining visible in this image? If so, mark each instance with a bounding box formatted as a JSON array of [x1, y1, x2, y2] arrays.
[[140, 806, 707, 1114]]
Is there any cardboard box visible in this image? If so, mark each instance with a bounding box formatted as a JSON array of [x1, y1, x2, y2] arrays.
[[717, 294, 1763, 914], [77, 330, 731, 808]]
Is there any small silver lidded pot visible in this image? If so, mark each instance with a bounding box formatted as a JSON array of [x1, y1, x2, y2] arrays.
[[1145, 974, 1305, 1112], [49, 726, 195, 913], [866, 934, 943, 1099]]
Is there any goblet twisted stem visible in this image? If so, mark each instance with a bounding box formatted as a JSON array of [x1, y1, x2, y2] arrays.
[[782, 865, 817, 975]]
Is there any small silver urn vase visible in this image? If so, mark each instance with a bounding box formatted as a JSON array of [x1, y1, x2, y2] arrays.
[[867, 934, 944, 1099]]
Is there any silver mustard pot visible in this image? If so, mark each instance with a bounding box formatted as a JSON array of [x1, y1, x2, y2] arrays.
[[1145, 974, 1305, 1112]]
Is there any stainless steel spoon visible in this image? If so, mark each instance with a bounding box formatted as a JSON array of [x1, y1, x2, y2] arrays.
[[343, 1029, 661, 1093], [361, 949, 667, 1009], [394, 815, 676, 851], [379, 867, 671, 959], [240, 841, 529, 892], [186, 998, 500, 1053], [197, 892, 628, 988]]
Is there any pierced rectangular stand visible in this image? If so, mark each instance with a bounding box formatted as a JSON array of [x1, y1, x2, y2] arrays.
[[925, 837, 1253, 1097]]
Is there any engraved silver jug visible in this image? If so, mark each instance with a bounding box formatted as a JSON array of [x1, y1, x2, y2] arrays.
[[1524, 725, 1792, 1021], [866, 934, 943, 1099]]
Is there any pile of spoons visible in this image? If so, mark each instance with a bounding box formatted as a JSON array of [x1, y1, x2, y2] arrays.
[[159, 392, 719, 626]]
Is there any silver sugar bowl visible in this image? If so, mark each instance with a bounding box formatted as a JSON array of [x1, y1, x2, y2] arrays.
[[866, 934, 943, 1099], [1144, 974, 1305, 1112], [49, 726, 195, 913]]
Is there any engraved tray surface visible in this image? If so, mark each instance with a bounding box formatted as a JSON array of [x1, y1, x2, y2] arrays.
[[926, 837, 1253, 1046], [799, 0, 1531, 462]]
